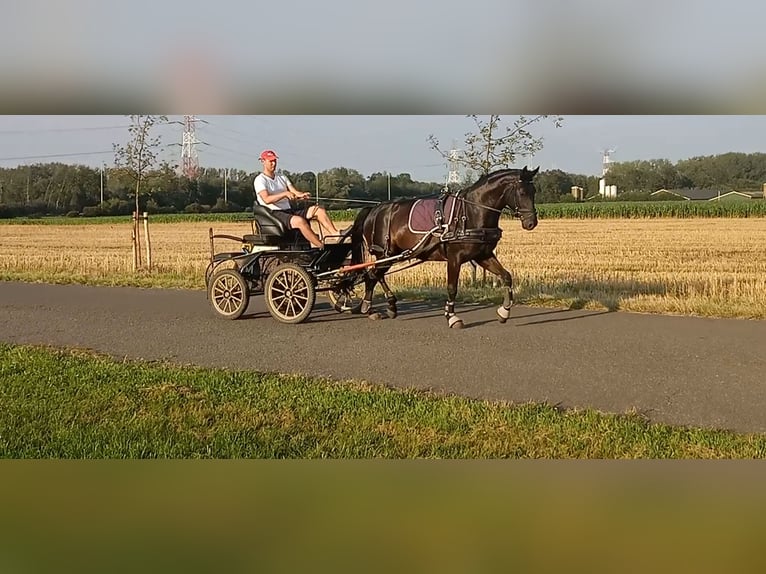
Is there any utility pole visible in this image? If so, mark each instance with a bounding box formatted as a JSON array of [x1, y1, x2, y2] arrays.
[[315, 172, 319, 204], [100, 164, 104, 205], [223, 168, 228, 204]]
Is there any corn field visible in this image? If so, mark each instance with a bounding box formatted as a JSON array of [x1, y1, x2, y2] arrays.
[[536, 201, 766, 219], [2, 200, 765, 227]]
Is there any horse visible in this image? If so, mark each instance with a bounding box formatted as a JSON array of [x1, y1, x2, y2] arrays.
[[349, 166, 540, 328]]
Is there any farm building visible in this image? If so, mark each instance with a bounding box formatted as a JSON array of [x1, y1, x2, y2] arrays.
[[650, 188, 764, 202]]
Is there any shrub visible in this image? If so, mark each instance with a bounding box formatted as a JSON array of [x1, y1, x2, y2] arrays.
[[81, 206, 104, 217], [184, 202, 210, 214]]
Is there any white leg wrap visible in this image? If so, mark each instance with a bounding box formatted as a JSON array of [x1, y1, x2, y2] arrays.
[[497, 306, 511, 320], [448, 315, 463, 328]]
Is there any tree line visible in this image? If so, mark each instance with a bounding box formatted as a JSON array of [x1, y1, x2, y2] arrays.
[[2, 151, 765, 218], [0, 163, 444, 218], [533, 152, 766, 203]]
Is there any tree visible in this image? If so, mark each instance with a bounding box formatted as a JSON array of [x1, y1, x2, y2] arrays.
[[113, 115, 167, 270], [113, 115, 168, 216], [428, 115, 564, 175]]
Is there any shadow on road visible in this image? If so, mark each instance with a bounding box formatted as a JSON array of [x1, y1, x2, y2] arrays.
[[513, 309, 614, 326], [236, 296, 616, 327]]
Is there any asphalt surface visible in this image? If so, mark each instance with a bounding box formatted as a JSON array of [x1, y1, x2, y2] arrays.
[[1, 281, 765, 434]]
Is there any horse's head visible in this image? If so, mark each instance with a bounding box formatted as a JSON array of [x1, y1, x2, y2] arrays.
[[508, 166, 539, 230]]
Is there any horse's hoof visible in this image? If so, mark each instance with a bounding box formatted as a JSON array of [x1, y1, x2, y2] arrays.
[[448, 316, 463, 329], [497, 307, 511, 323], [386, 310, 398, 319], [369, 312, 383, 321]]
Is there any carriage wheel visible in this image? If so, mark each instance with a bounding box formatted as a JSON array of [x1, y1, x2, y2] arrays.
[[208, 269, 250, 320], [265, 263, 316, 324], [328, 284, 363, 314]]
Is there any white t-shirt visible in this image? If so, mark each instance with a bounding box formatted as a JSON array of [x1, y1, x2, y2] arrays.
[[254, 173, 293, 211]]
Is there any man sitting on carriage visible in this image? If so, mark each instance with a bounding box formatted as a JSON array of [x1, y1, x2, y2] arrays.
[[254, 149, 342, 248]]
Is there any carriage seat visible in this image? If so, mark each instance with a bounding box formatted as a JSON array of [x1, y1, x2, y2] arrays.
[[246, 204, 304, 247], [252, 204, 288, 235]]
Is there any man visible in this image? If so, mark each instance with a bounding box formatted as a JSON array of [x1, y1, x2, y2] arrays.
[[254, 149, 340, 248]]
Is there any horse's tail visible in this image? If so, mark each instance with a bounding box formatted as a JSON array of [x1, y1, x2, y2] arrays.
[[350, 206, 374, 265]]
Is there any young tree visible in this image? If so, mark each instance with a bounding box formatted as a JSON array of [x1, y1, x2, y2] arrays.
[[113, 115, 167, 270], [428, 115, 564, 176], [113, 115, 168, 215]]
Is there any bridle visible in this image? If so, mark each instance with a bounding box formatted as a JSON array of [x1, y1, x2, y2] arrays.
[[451, 176, 537, 223], [505, 178, 538, 225]]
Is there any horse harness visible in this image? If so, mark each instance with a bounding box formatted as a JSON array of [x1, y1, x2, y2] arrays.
[[369, 193, 499, 260], [370, 175, 534, 260], [433, 193, 502, 244]]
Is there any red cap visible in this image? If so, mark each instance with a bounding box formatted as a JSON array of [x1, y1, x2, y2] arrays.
[[259, 149, 278, 161]]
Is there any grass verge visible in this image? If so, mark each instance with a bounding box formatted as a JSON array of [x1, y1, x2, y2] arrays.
[[2, 344, 765, 458]]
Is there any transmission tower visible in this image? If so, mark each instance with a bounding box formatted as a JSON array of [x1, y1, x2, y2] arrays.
[[601, 148, 615, 177], [180, 115, 202, 179], [447, 141, 461, 187]]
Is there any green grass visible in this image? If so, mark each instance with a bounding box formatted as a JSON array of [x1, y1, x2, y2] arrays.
[[2, 343, 765, 458], [0, 269, 201, 290], [3, 201, 766, 225]]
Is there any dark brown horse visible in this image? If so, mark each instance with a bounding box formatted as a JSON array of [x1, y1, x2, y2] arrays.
[[350, 167, 540, 328]]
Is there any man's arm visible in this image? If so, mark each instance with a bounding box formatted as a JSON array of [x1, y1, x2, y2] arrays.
[[257, 188, 295, 205], [286, 182, 310, 200], [255, 176, 297, 205]]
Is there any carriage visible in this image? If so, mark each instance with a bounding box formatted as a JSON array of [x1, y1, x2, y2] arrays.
[[206, 167, 540, 328], [205, 205, 366, 323]]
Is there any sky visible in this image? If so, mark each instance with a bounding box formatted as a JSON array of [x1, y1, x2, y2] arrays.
[[3, 1, 766, 116], [1, 115, 766, 184]]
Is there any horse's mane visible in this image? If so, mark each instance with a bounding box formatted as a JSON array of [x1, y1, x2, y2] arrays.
[[459, 168, 523, 196]]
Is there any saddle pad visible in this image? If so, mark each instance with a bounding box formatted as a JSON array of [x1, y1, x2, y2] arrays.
[[407, 196, 458, 234]]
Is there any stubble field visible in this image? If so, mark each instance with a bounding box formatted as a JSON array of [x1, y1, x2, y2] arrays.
[[2, 217, 765, 319]]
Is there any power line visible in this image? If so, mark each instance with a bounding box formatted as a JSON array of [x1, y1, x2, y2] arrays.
[[202, 119, 261, 143], [379, 162, 445, 170], [199, 126, 259, 151], [0, 150, 114, 162], [0, 125, 131, 135], [204, 143, 254, 160], [203, 117, 327, 164]]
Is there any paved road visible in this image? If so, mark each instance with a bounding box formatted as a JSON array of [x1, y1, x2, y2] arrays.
[[1, 281, 765, 434]]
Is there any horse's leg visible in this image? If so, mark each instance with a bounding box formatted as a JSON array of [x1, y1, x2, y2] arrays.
[[360, 270, 379, 319], [475, 255, 514, 324], [376, 270, 398, 319], [445, 256, 464, 329]]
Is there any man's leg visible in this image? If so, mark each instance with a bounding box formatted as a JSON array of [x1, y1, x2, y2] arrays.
[[306, 205, 340, 236], [290, 215, 323, 248]]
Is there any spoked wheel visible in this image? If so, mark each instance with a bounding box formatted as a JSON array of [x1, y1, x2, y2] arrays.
[[209, 269, 250, 320], [265, 263, 316, 324], [328, 283, 363, 314]]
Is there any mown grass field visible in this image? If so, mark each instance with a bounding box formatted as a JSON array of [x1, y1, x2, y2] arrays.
[[1, 216, 765, 319], [3, 343, 766, 458]]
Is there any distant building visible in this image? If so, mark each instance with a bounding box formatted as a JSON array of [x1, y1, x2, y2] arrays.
[[651, 188, 764, 201]]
